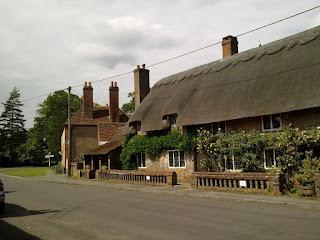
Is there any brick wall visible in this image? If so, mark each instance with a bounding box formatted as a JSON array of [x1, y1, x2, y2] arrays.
[[226, 107, 320, 132], [139, 152, 195, 183], [71, 125, 98, 161]]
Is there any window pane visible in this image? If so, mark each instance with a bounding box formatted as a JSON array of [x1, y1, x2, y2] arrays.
[[142, 153, 146, 167], [219, 122, 226, 133], [272, 114, 281, 129], [263, 115, 271, 130], [265, 150, 274, 168], [233, 155, 240, 170], [225, 157, 233, 170], [212, 123, 218, 134], [174, 151, 179, 167], [180, 151, 185, 167], [169, 152, 173, 167]]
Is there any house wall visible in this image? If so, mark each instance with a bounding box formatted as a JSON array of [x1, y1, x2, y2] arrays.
[[226, 107, 320, 132], [71, 125, 98, 162], [139, 152, 195, 183], [60, 128, 67, 170]]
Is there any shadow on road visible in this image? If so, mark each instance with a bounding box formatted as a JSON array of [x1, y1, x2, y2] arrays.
[[0, 219, 42, 240], [0, 203, 61, 219]]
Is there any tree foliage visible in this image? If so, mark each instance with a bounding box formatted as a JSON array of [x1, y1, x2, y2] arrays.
[[19, 90, 80, 165], [0, 87, 26, 165], [121, 92, 134, 115]]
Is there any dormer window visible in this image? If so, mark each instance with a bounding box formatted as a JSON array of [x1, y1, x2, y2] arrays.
[[162, 114, 178, 129], [262, 114, 281, 131], [129, 121, 141, 134]]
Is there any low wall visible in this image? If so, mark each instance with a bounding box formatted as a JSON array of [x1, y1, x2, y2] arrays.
[[96, 170, 177, 187], [191, 172, 284, 194], [315, 173, 320, 198]]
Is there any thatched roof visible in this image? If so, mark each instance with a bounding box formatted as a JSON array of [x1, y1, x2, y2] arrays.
[[126, 25, 320, 133]]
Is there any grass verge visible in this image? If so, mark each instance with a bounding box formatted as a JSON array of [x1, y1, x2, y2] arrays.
[[0, 167, 51, 177]]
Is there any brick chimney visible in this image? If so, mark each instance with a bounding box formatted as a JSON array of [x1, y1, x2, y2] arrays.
[[109, 81, 119, 122], [134, 64, 150, 110], [82, 82, 93, 119], [222, 35, 238, 58]]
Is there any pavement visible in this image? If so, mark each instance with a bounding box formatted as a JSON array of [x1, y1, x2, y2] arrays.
[[37, 173, 320, 211]]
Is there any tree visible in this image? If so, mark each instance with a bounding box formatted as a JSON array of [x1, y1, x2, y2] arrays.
[[121, 92, 135, 115], [0, 87, 27, 165], [20, 90, 80, 165]]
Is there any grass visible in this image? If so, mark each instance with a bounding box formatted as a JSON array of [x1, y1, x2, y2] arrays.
[[0, 167, 51, 177]]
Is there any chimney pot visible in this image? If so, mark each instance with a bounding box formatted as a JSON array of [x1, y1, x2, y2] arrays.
[[142, 64, 145, 69], [137, 65, 140, 69], [85, 82, 88, 87], [222, 35, 238, 58]]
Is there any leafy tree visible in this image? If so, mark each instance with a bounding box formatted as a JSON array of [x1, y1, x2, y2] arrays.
[[19, 90, 80, 165], [0, 87, 26, 165], [121, 92, 135, 115]]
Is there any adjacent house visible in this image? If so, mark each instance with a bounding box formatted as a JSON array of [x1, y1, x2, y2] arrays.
[[125, 25, 320, 182], [61, 81, 128, 173]]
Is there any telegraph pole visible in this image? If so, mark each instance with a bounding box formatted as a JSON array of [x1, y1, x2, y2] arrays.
[[67, 86, 72, 177]]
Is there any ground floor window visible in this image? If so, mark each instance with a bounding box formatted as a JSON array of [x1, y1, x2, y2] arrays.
[[137, 153, 146, 168], [264, 149, 280, 168], [224, 155, 240, 171], [168, 150, 185, 168]]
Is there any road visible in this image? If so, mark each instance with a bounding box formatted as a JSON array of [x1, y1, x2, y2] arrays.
[[0, 176, 320, 240]]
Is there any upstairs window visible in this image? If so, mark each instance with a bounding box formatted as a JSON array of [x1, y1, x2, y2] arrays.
[[262, 114, 281, 131], [212, 121, 226, 134], [136, 153, 146, 168], [129, 121, 141, 134], [168, 150, 185, 168]]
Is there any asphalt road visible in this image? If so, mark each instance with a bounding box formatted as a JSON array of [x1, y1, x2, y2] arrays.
[[0, 176, 320, 240]]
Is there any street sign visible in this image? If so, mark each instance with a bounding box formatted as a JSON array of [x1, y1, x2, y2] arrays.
[[45, 152, 54, 167]]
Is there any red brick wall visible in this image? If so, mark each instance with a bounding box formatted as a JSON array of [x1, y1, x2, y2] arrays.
[[71, 125, 98, 161], [109, 82, 119, 122], [82, 83, 93, 119]]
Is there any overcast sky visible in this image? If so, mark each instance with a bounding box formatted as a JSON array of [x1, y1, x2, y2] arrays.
[[1, 0, 320, 128]]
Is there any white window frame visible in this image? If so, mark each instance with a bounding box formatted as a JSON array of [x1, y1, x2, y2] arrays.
[[136, 153, 146, 168], [262, 114, 282, 132], [224, 155, 240, 171], [168, 150, 185, 168], [263, 149, 277, 169]]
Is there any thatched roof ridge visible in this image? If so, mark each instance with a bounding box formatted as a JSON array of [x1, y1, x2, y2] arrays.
[[127, 25, 320, 133]]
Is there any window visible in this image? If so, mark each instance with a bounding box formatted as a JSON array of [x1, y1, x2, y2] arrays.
[[262, 114, 281, 131], [136, 153, 146, 168], [163, 114, 178, 126], [264, 149, 281, 168], [212, 121, 226, 134], [168, 150, 185, 168], [224, 155, 240, 171]]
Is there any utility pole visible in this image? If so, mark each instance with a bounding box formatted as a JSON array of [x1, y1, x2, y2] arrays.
[[67, 86, 72, 177]]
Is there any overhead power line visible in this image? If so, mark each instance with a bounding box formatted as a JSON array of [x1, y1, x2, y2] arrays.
[[21, 4, 320, 102]]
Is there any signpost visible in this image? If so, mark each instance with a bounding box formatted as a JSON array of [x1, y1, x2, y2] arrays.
[[45, 152, 54, 167]]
